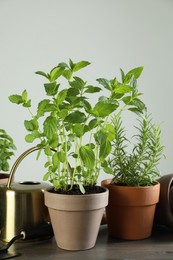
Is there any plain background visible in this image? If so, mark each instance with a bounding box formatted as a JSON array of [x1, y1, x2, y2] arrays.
[[0, 0, 172, 183]]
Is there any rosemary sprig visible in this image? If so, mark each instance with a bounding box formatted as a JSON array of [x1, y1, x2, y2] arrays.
[[109, 114, 164, 186]]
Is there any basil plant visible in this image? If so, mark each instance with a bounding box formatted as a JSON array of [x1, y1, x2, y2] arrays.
[[9, 59, 145, 193]]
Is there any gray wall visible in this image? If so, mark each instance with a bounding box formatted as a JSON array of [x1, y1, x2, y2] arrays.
[[0, 0, 172, 183]]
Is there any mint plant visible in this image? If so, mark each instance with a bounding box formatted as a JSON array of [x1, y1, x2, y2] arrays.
[[107, 114, 164, 186], [9, 59, 145, 193], [0, 129, 16, 172]]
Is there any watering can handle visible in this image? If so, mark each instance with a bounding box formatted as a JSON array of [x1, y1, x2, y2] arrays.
[[7, 147, 40, 189], [7, 146, 70, 189]]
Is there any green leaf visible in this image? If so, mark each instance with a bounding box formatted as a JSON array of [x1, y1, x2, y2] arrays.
[[82, 100, 92, 113], [44, 161, 51, 168], [92, 102, 118, 117], [49, 134, 59, 148], [58, 62, 69, 68], [84, 85, 101, 93], [103, 166, 113, 174], [67, 87, 79, 97], [128, 107, 143, 115], [72, 153, 78, 159], [58, 108, 68, 119], [79, 145, 95, 169], [122, 96, 132, 105], [65, 111, 86, 124], [69, 77, 86, 90], [26, 131, 40, 143], [44, 82, 59, 96], [22, 90, 28, 102], [73, 61, 91, 72], [110, 78, 119, 89], [50, 66, 65, 81], [96, 78, 111, 90], [43, 116, 57, 140], [79, 183, 85, 194], [123, 97, 146, 114], [131, 98, 146, 112], [57, 151, 66, 163], [124, 67, 143, 84], [94, 129, 107, 144], [56, 89, 67, 105], [37, 99, 52, 117], [98, 96, 109, 103], [24, 119, 38, 131], [35, 71, 49, 79], [23, 100, 31, 108], [37, 101, 47, 116], [120, 69, 125, 82], [43, 172, 50, 181], [25, 133, 36, 143], [44, 147, 52, 156], [99, 139, 112, 161], [69, 59, 75, 70], [105, 124, 115, 141], [114, 84, 133, 94], [58, 109, 68, 119], [72, 124, 85, 137], [9, 94, 23, 104], [70, 97, 87, 108], [88, 118, 99, 130], [52, 152, 60, 170], [63, 69, 72, 80]]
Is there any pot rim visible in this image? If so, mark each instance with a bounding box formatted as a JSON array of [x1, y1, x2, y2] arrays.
[[44, 186, 109, 211], [101, 178, 160, 190]]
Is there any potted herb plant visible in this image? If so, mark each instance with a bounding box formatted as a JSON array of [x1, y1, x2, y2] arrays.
[[9, 59, 144, 250], [0, 129, 16, 184], [102, 112, 164, 240]]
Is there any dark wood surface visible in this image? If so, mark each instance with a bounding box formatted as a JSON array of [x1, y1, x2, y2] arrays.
[[3, 225, 173, 259]]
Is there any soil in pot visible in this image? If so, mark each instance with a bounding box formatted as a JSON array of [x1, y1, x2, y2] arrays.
[[49, 185, 105, 195]]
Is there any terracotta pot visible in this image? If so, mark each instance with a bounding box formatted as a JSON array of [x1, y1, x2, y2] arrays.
[[155, 174, 173, 227], [101, 179, 160, 240], [0, 173, 9, 184], [44, 186, 109, 250]]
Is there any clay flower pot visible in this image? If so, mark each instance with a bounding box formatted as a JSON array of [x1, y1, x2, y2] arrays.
[[102, 179, 160, 240], [44, 186, 109, 250]]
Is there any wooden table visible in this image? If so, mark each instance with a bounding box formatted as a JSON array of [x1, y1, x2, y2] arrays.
[[3, 225, 173, 259]]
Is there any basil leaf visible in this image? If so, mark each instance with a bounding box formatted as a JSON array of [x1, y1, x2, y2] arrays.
[[65, 111, 86, 123], [73, 61, 90, 72], [92, 102, 118, 117], [43, 116, 57, 140], [79, 145, 95, 169]]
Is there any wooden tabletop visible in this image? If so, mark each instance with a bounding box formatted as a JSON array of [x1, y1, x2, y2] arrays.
[[2, 225, 173, 260]]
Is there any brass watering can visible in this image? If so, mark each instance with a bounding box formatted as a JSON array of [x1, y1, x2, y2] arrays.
[[0, 147, 52, 242]]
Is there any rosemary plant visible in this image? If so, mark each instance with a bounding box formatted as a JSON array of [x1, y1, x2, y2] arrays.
[[108, 114, 164, 186]]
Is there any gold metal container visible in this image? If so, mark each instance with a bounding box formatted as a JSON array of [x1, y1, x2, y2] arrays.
[[0, 147, 52, 242]]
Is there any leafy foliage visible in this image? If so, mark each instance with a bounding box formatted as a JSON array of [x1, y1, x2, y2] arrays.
[[107, 114, 164, 186], [9, 59, 145, 193], [0, 129, 16, 171]]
